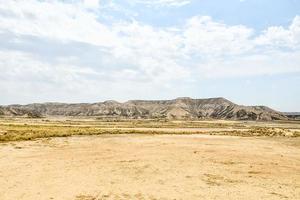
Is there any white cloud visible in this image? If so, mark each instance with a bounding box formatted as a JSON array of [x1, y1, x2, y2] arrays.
[[0, 50, 188, 103], [195, 51, 300, 78], [82, 0, 100, 9], [132, 0, 191, 7], [183, 16, 254, 56], [0, 0, 117, 47], [0, 0, 299, 104], [255, 15, 300, 48], [0, 50, 99, 84]]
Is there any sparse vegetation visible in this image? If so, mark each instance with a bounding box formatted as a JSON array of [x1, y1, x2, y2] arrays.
[[0, 117, 299, 142]]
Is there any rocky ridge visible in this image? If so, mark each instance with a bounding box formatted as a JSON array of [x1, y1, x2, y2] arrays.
[[0, 97, 287, 120]]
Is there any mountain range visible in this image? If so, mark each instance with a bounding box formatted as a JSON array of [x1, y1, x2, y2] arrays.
[[0, 97, 287, 120]]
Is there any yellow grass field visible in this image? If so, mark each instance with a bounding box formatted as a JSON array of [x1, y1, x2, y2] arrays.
[[0, 117, 300, 142]]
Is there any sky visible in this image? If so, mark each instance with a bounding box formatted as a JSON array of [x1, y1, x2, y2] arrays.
[[0, 0, 299, 111]]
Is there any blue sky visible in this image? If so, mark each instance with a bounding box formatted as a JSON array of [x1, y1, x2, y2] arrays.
[[0, 0, 299, 111]]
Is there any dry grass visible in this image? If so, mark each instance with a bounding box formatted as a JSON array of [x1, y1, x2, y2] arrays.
[[209, 127, 300, 137], [0, 117, 299, 142]]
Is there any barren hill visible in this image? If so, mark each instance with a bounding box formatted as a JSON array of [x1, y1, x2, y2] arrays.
[[0, 97, 286, 120]]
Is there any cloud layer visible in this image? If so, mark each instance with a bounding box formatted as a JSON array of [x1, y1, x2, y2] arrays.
[[0, 0, 299, 106]]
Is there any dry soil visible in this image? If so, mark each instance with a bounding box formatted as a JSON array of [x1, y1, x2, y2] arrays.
[[0, 134, 299, 200]]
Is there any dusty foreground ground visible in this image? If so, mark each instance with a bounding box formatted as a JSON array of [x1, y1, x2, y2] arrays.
[[0, 135, 299, 200]]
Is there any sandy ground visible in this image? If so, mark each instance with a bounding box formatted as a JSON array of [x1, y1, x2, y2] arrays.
[[0, 135, 299, 200], [96, 127, 249, 132]]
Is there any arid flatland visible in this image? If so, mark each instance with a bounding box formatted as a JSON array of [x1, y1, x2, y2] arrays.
[[0, 118, 299, 199]]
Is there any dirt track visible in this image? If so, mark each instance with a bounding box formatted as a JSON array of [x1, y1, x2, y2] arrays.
[[0, 134, 299, 200]]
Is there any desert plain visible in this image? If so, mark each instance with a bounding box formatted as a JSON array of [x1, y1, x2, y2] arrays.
[[0, 117, 299, 200]]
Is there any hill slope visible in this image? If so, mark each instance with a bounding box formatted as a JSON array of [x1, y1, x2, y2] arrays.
[[283, 112, 300, 120], [0, 97, 286, 120]]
